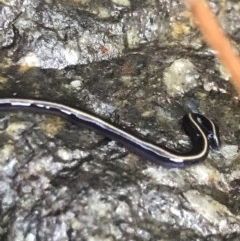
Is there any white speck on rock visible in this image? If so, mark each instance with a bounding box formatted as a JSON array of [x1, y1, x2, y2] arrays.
[[69, 79, 83, 90], [72, 149, 89, 159], [220, 145, 239, 161], [25, 233, 36, 241], [112, 0, 130, 7], [56, 148, 73, 161], [18, 52, 40, 68], [203, 80, 220, 92], [163, 58, 199, 97], [62, 46, 80, 65]]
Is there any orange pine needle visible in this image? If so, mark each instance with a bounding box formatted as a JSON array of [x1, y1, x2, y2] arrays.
[[183, 0, 240, 95]]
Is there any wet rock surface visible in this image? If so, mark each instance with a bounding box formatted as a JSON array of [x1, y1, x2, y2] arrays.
[[0, 0, 240, 240]]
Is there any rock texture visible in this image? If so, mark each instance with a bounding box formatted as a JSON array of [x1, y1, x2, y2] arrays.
[[0, 0, 240, 240]]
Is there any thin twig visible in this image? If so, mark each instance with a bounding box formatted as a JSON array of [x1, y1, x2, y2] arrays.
[[183, 0, 240, 95]]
